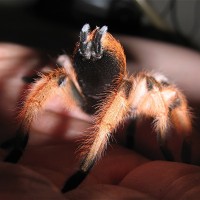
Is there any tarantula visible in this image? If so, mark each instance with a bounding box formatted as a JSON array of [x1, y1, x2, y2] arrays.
[[3, 24, 192, 192]]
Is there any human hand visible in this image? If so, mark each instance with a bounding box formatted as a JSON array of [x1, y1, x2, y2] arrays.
[[0, 39, 200, 199]]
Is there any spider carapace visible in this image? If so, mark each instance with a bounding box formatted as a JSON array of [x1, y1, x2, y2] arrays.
[[4, 24, 192, 192]]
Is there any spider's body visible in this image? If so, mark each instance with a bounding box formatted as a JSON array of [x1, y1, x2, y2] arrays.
[[4, 24, 192, 192]]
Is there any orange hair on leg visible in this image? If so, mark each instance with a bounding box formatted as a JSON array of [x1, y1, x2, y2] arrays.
[[18, 67, 83, 131], [79, 81, 131, 172]]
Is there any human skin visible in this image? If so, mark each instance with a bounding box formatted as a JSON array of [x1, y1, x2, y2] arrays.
[[0, 36, 200, 199]]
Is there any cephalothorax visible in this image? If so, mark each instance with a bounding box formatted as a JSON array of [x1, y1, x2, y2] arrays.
[[4, 24, 192, 192]]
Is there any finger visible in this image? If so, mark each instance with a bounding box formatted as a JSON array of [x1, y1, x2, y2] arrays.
[[65, 184, 155, 200], [0, 162, 65, 200], [119, 160, 200, 199]]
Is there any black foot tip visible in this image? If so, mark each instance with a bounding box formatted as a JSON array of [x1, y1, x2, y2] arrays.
[[4, 149, 23, 163], [181, 139, 191, 164], [61, 170, 88, 193], [160, 146, 175, 162]]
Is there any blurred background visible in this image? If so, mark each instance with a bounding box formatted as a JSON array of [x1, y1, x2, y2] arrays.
[[0, 0, 200, 56]]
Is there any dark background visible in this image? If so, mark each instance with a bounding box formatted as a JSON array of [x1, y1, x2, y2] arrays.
[[0, 0, 199, 58]]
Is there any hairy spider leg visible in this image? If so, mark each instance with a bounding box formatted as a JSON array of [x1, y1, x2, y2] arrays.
[[80, 82, 131, 172], [169, 89, 192, 163], [61, 79, 132, 193], [153, 74, 192, 162], [4, 67, 84, 163], [130, 73, 175, 160]]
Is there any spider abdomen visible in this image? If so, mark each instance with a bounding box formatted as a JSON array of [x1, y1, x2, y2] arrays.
[[73, 25, 126, 113]]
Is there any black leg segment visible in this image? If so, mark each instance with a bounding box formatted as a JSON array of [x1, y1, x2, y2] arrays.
[[181, 138, 191, 164], [157, 132, 174, 161], [4, 126, 29, 163], [61, 170, 89, 193]]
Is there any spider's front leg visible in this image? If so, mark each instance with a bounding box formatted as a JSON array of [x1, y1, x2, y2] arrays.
[[4, 67, 84, 163], [62, 79, 132, 192]]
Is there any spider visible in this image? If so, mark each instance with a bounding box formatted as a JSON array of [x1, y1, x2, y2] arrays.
[[3, 24, 192, 192]]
